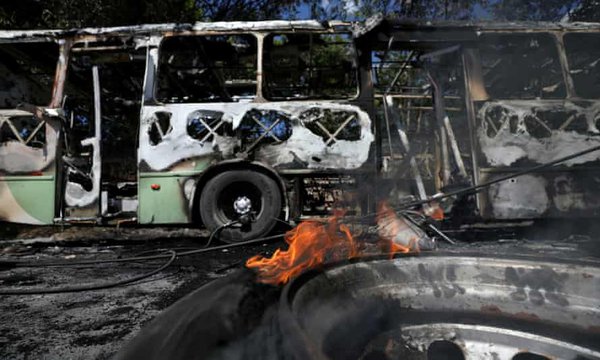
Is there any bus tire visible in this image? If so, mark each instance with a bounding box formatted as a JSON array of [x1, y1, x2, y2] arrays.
[[199, 170, 282, 243]]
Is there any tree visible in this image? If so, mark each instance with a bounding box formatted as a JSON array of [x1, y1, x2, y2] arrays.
[[0, 0, 200, 29], [313, 0, 490, 20], [569, 0, 600, 22], [491, 0, 578, 21], [194, 0, 298, 21], [0, 0, 297, 29], [310, 0, 587, 22]]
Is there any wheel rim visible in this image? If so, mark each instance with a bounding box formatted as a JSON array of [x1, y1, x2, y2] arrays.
[[216, 181, 264, 227]]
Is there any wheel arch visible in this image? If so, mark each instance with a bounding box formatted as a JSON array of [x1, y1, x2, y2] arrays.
[[190, 160, 289, 226]]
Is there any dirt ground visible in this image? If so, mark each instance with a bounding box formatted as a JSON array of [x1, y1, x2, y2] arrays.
[[1, 220, 599, 359], [0, 226, 284, 360]]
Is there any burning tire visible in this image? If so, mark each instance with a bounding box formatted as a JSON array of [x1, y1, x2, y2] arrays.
[[199, 170, 281, 243]]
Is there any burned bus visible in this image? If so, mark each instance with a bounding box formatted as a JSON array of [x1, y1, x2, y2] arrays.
[[1, 17, 599, 241]]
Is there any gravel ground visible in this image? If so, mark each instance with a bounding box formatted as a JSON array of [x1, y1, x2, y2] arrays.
[[0, 228, 284, 360]]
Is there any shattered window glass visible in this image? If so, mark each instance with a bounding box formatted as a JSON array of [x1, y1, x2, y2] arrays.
[[300, 108, 361, 146], [263, 33, 357, 100], [187, 110, 231, 143], [565, 33, 600, 99], [157, 35, 257, 103], [238, 110, 292, 146], [0, 41, 58, 108], [479, 33, 565, 99]]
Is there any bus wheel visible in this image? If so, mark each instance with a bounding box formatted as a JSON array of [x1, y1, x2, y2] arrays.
[[199, 170, 282, 243]]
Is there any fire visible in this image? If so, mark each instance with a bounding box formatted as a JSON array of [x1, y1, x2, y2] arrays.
[[246, 203, 426, 285], [246, 211, 360, 285]]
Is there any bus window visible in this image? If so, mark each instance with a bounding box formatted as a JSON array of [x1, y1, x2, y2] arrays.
[[238, 110, 292, 148], [149, 111, 173, 145], [564, 33, 600, 99], [300, 108, 360, 145], [156, 35, 257, 103], [0, 41, 58, 109], [0, 114, 46, 148], [479, 33, 565, 99], [263, 33, 358, 100], [187, 110, 231, 143]]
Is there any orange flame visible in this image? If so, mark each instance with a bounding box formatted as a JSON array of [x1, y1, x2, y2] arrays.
[[246, 204, 425, 285], [424, 202, 445, 221], [246, 211, 359, 285]]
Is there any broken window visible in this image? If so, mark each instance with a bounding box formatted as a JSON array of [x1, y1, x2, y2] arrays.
[[479, 33, 565, 99], [0, 41, 58, 108], [157, 35, 257, 103], [565, 33, 600, 99], [263, 33, 357, 100], [300, 108, 360, 146], [0, 115, 46, 148], [481, 103, 589, 140], [187, 110, 231, 142], [148, 112, 173, 145], [371, 47, 469, 186], [373, 50, 428, 94], [238, 110, 292, 147]]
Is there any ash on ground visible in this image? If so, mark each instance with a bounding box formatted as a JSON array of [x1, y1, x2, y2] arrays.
[[0, 226, 283, 360]]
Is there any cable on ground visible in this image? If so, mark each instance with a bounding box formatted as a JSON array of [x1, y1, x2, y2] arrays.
[[0, 233, 285, 270], [0, 250, 176, 295]]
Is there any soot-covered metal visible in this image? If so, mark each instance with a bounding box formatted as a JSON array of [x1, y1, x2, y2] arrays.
[[2, 17, 600, 230]]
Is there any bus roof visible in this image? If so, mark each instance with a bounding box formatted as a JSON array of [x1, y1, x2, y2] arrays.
[[1, 16, 599, 42], [0, 20, 351, 41]]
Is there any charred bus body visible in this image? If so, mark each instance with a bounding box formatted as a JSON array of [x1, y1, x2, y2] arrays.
[[1, 18, 599, 240]]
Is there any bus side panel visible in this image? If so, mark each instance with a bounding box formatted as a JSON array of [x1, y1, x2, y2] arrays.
[[0, 115, 60, 225], [474, 100, 600, 219], [470, 32, 600, 220], [0, 174, 56, 224], [138, 173, 196, 224]]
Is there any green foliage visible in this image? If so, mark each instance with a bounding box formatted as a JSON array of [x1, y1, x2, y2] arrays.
[[311, 0, 588, 22], [0, 0, 295, 29], [1, 0, 597, 29], [0, 0, 201, 29], [491, 0, 574, 21], [312, 0, 489, 20], [570, 0, 600, 21], [195, 0, 298, 21]]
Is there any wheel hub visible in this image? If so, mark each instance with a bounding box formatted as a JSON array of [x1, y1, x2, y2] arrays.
[[233, 196, 252, 215]]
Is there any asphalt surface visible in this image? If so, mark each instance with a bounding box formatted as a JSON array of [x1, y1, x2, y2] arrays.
[[0, 227, 284, 360]]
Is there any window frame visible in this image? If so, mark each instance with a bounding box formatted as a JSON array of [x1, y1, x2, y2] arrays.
[[563, 31, 600, 100], [477, 31, 568, 100], [261, 31, 360, 101], [154, 33, 260, 104], [0, 39, 60, 109]]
